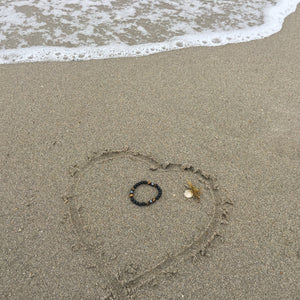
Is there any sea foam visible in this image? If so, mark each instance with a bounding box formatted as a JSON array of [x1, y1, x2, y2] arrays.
[[0, 0, 299, 64]]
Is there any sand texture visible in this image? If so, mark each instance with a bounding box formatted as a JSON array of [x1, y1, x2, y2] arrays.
[[1, 7, 299, 300]]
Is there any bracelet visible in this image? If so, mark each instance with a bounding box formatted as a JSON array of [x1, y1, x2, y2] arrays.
[[129, 181, 162, 206]]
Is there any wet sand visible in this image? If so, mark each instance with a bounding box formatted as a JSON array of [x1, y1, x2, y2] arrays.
[[1, 6, 299, 299]]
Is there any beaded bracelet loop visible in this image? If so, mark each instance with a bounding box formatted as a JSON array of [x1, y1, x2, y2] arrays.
[[129, 181, 162, 206]]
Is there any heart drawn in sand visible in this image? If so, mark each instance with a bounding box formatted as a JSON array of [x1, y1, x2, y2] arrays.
[[65, 149, 231, 298]]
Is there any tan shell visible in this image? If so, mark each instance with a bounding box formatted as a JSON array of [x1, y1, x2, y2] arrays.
[[184, 190, 193, 198]]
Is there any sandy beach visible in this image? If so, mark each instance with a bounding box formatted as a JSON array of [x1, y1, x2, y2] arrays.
[[1, 5, 299, 300]]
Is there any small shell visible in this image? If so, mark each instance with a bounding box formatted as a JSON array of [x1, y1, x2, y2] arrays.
[[184, 190, 193, 198]]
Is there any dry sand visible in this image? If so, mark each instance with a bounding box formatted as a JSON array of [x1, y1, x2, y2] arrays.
[[1, 6, 299, 300]]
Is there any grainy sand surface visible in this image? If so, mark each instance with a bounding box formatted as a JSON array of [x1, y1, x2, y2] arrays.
[[1, 7, 299, 299]]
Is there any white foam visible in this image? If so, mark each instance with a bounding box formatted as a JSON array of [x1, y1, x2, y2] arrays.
[[0, 0, 299, 64]]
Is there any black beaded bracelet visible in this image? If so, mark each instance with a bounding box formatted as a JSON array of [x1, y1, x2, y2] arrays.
[[129, 181, 162, 206]]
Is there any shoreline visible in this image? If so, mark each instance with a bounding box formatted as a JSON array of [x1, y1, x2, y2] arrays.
[[0, 1, 299, 65], [1, 5, 299, 299]]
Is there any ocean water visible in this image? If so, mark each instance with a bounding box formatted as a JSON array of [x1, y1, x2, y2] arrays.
[[0, 0, 298, 64]]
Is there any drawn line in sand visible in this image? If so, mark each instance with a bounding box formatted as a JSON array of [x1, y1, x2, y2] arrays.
[[64, 148, 233, 298]]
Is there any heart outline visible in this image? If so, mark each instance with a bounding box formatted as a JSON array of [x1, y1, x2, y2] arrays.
[[64, 148, 232, 298]]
